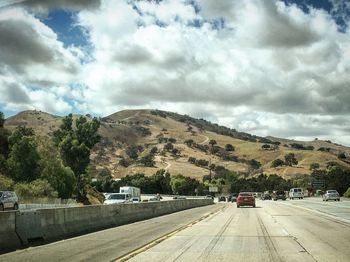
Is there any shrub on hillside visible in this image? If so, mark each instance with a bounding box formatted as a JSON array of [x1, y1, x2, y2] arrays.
[[290, 143, 305, 150], [309, 162, 320, 170], [140, 154, 155, 167], [271, 159, 284, 167], [225, 144, 235, 151], [338, 152, 346, 159], [261, 144, 271, 150], [150, 147, 158, 154], [118, 158, 130, 167], [188, 157, 196, 164], [195, 159, 209, 167], [249, 159, 261, 169]]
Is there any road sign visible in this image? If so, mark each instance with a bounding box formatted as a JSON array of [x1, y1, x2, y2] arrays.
[[311, 180, 325, 189], [209, 186, 218, 192]]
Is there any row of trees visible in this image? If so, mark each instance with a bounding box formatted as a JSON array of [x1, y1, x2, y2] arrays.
[[91, 169, 201, 196], [0, 112, 101, 201]]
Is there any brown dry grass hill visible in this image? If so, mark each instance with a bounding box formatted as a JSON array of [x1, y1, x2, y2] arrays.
[[4, 109, 350, 180]]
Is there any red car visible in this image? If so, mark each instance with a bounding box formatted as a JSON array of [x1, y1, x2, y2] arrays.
[[237, 192, 256, 208]]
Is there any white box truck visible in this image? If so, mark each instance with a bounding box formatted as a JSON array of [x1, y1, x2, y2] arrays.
[[119, 186, 141, 202]]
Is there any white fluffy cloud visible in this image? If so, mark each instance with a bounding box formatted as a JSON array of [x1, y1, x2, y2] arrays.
[[0, 7, 80, 113], [1, 0, 350, 145]]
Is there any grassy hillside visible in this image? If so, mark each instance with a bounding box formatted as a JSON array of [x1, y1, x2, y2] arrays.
[[5, 109, 350, 180]]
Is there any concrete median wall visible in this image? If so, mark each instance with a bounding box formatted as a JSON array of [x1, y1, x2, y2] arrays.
[[41, 199, 212, 241], [0, 211, 21, 252], [0, 199, 213, 253]]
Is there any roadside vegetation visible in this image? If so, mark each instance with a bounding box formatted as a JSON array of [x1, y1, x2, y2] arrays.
[[0, 112, 100, 203]]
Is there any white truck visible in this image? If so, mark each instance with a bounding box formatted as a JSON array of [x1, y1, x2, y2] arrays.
[[104, 186, 141, 205], [119, 186, 141, 202], [104, 186, 141, 204]]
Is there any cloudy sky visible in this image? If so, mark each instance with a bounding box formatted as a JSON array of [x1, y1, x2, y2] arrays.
[[0, 0, 350, 145]]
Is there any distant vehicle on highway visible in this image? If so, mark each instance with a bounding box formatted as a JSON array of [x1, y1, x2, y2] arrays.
[[173, 196, 186, 200], [273, 190, 286, 201], [237, 192, 256, 208], [205, 195, 214, 200], [323, 190, 340, 201], [261, 192, 272, 200], [252, 192, 262, 198], [104, 193, 132, 204], [218, 196, 226, 202], [0, 191, 19, 211], [289, 188, 304, 200], [229, 193, 238, 202], [120, 186, 141, 202], [148, 197, 160, 202]]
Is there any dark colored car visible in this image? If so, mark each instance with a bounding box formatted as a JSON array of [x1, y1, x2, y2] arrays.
[[237, 192, 256, 208], [230, 193, 238, 202], [273, 190, 286, 201], [261, 193, 272, 200], [218, 196, 226, 202]]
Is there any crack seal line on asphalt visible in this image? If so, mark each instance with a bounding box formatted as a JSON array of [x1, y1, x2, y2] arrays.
[[113, 205, 227, 262]]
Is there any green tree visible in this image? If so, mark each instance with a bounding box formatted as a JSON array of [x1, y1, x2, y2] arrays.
[[140, 154, 155, 167], [344, 187, 350, 197], [284, 153, 298, 166], [209, 139, 217, 147], [0, 111, 10, 160], [309, 162, 320, 170], [38, 139, 76, 198], [271, 159, 284, 168], [171, 148, 180, 156], [53, 115, 101, 200], [168, 138, 177, 143], [188, 157, 196, 164], [184, 139, 194, 147], [249, 159, 261, 169], [7, 126, 40, 182], [126, 145, 139, 160], [326, 164, 350, 195], [225, 144, 235, 151], [164, 142, 174, 151], [151, 169, 172, 194], [170, 174, 199, 195], [150, 147, 158, 154]]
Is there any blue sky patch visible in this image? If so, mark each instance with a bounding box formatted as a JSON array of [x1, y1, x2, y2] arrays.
[[41, 9, 89, 48]]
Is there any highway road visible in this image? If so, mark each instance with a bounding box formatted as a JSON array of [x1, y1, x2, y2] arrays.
[[1, 198, 350, 262]]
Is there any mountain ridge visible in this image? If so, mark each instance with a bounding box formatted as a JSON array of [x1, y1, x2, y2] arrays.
[[4, 109, 350, 180]]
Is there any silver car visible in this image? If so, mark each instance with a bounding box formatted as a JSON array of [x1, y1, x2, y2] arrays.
[[323, 190, 340, 201], [0, 191, 19, 211]]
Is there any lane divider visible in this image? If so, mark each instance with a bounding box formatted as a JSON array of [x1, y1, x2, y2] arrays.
[[113, 205, 227, 262]]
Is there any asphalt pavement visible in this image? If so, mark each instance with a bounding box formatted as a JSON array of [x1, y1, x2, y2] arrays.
[[128, 199, 350, 262]]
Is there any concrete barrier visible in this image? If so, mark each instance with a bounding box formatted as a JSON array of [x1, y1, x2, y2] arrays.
[[0, 211, 21, 253], [0, 199, 213, 252], [40, 199, 213, 242]]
